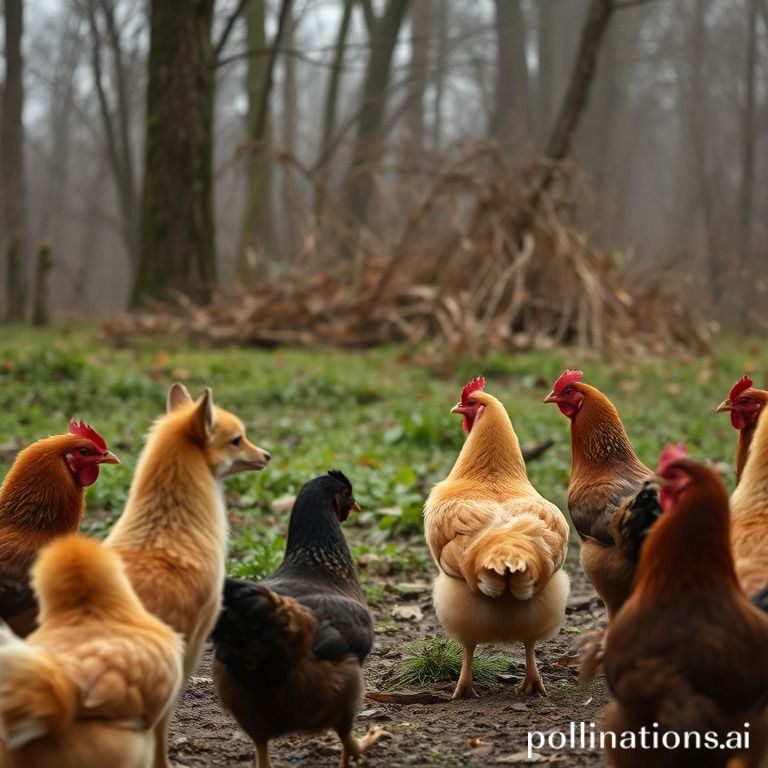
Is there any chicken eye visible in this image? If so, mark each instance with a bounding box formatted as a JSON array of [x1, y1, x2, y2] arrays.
[[231, 436, 242, 447], [737, 397, 751, 406], [79, 447, 90, 455]]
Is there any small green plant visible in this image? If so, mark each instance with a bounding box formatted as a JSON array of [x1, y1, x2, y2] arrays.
[[227, 529, 286, 579], [389, 636, 509, 689]]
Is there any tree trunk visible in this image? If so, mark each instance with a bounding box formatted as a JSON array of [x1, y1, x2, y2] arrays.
[[738, 0, 758, 323], [1, 0, 27, 321], [405, 0, 430, 151], [132, 0, 216, 307], [344, 0, 411, 227], [281, 2, 298, 255], [490, 0, 531, 153], [239, 0, 293, 266], [239, 0, 271, 265], [32, 242, 52, 326], [86, 0, 140, 272], [689, 0, 721, 306], [536, 0, 556, 142], [431, 0, 448, 149], [315, 0, 355, 186]]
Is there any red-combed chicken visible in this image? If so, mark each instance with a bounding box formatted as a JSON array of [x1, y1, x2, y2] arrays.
[[0, 534, 183, 768], [728, 388, 768, 610], [211, 471, 387, 768], [716, 374, 768, 484], [424, 377, 570, 698], [601, 444, 768, 768], [544, 370, 655, 621], [0, 421, 119, 637]]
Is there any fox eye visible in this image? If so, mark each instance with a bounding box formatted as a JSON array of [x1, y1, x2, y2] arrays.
[[231, 436, 242, 447]]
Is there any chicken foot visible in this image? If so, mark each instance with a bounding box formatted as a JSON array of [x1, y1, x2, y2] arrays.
[[518, 640, 546, 695], [452, 643, 478, 699], [338, 726, 390, 767]]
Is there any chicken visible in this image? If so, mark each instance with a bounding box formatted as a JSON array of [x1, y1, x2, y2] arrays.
[[601, 444, 768, 768], [0, 421, 119, 637], [544, 369, 654, 621], [211, 471, 387, 768], [716, 374, 768, 484], [424, 377, 570, 698], [0, 534, 183, 768], [105, 383, 271, 768], [728, 385, 768, 608]]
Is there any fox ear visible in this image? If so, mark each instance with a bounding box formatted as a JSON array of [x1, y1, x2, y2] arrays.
[[167, 383, 193, 413], [191, 388, 215, 442]]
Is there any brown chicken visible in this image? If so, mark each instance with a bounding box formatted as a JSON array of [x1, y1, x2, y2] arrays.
[[424, 377, 570, 698], [728, 389, 768, 610], [211, 471, 387, 768], [544, 370, 654, 621], [0, 534, 182, 768], [0, 421, 119, 636], [105, 383, 270, 768], [716, 374, 768, 484], [601, 444, 768, 768]]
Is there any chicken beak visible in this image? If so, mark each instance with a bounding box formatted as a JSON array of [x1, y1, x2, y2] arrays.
[[715, 399, 733, 413], [451, 404, 470, 415], [351, 500, 361, 512], [543, 390, 558, 404], [97, 450, 120, 465]]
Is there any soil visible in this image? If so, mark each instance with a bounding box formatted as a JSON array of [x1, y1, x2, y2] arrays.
[[168, 567, 615, 768]]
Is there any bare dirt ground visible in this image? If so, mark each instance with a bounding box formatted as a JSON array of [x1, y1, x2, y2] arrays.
[[168, 568, 615, 768]]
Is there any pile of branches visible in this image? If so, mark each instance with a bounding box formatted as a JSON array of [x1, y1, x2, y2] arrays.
[[104, 141, 711, 358]]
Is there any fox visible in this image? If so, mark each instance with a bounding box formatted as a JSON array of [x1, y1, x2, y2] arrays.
[[105, 383, 271, 768]]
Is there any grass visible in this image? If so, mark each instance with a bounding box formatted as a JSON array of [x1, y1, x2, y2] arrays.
[[388, 636, 510, 689], [0, 326, 765, 580]]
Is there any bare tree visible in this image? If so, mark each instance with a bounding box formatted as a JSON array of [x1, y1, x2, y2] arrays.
[[405, 0, 431, 152], [344, 0, 411, 227], [133, 0, 216, 305], [239, 0, 293, 264], [2, 0, 28, 321], [490, 0, 531, 153], [83, 0, 141, 271], [738, 0, 759, 319]]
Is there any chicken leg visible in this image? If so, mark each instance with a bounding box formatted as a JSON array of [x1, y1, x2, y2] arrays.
[[452, 643, 478, 699], [519, 640, 546, 695], [338, 726, 389, 767], [255, 743, 272, 768]]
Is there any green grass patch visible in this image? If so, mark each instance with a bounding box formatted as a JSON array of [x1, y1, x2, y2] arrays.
[[388, 636, 509, 689]]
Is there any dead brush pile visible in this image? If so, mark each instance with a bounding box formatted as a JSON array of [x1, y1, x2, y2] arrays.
[[104, 141, 710, 358]]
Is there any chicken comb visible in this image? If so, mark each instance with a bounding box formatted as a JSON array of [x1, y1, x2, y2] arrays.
[[656, 442, 688, 476], [553, 369, 584, 394], [459, 376, 486, 405], [327, 469, 352, 493], [68, 420, 108, 452], [729, 374, 754, 400]]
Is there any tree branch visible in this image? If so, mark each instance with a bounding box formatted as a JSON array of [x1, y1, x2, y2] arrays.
[[214, 0, 249, 59]]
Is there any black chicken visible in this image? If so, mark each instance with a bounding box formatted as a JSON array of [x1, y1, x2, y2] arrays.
[[211, 470, 388, 768]]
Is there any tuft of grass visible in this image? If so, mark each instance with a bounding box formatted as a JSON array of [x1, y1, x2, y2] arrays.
[[389, 636, 509, 689]]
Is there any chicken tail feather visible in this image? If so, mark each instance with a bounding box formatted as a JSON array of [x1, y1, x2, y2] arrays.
[[463, 515, 554, 600], [211, 578, 316, 679], [0, 623, 77, 748]]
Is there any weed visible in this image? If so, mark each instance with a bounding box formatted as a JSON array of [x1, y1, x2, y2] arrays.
[[389, 636, 509, 689]]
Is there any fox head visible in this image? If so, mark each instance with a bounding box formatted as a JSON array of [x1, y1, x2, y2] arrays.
[[166, 383, 271, 478]]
